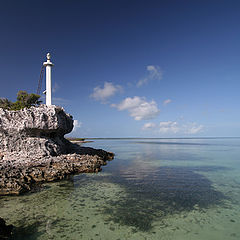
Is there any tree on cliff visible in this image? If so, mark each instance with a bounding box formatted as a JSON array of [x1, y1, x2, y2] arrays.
[[0, 91, 42, 110]]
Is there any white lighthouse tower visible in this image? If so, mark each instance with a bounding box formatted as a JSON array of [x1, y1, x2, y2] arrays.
[[43, 53, 54, 106]]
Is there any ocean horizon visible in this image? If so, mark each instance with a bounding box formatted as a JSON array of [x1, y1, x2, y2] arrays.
[[84, 137, 240, 140]]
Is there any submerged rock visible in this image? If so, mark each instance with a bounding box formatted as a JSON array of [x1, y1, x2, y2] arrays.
[[0, 217, 13, 239], [0, 105, 114, 195]]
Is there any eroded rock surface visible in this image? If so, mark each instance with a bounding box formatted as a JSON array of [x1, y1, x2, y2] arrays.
[[0, 105, 73, 156], [0, 105, 114, 195]]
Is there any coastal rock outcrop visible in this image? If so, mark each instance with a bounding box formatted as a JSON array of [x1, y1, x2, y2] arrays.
[[0, 105, 73, 157], [0, 105, 114, 195]]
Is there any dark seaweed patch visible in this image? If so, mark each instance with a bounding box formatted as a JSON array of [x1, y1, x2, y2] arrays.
[[12, 221, 43, 240], [97, 165, 229, 232]]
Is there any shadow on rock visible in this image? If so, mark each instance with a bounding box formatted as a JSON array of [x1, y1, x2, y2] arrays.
[[0, 217, 13, 240]]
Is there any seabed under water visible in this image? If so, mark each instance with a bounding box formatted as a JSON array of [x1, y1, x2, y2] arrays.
[[1, 138, 240, 240]]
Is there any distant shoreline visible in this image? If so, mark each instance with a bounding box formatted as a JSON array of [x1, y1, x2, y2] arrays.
[[70, 140, 94, 144], [80, 137, 240, 140], [67, 138, 94, 144]]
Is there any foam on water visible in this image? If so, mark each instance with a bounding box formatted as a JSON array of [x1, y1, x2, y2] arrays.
[[0, 138, 240, 239]]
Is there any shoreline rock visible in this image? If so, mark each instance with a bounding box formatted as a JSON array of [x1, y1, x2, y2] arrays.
[[0, 105, 114, 196], [0, 147, 114, 196]]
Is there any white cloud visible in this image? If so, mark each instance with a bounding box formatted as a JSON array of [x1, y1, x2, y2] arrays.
[[90, 82, 122, 102], [112, 96, 160, 120], [163, 99, 172, 106], [142, 122, 156, 130], [184, 123, 203, 134], [137, 65, 162, 87], [73, 120, 82, 132], [158, 121, 179, 133], [142, 121, 203, 135]]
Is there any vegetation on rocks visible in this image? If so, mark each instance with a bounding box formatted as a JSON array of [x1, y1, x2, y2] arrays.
[[0, 91, 41, 110]]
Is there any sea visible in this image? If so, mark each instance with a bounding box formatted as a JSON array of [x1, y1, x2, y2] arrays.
[[0, 138, 240, 240]]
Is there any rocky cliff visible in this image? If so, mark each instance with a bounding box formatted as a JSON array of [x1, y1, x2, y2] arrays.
[[0, 105, 114, 195], [0, 105, 73, 157]]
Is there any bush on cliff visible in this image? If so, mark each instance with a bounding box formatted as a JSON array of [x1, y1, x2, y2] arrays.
[[0, 98, 12, 110], [0, 91, 42, 110]]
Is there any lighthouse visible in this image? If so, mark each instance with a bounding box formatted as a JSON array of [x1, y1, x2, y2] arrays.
[[43, 53, 54, 106]]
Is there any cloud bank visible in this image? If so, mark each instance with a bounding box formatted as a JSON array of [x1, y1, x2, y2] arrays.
[[142, 121, 203, 135], [112, 96, 160, 120]]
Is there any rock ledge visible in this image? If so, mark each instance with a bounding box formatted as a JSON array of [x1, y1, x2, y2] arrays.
[[0, 105, 114, 195]]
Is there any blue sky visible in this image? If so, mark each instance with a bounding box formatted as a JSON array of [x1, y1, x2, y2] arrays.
[[0, 0, 240, 137]]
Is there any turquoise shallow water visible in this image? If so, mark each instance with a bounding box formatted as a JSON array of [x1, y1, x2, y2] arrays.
[[1, 138, 240, 239]]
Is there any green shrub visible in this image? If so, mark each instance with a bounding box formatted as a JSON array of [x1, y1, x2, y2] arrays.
[[0, 98, 13, 110], [0, 91, 42, 110]]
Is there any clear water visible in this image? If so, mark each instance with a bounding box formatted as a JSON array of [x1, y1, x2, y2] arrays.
[[1, 138, 240, 240]]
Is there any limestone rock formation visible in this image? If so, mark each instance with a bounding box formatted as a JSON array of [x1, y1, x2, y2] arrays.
[[0, 105, 114, 195], [0, 105, 73, 157]]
